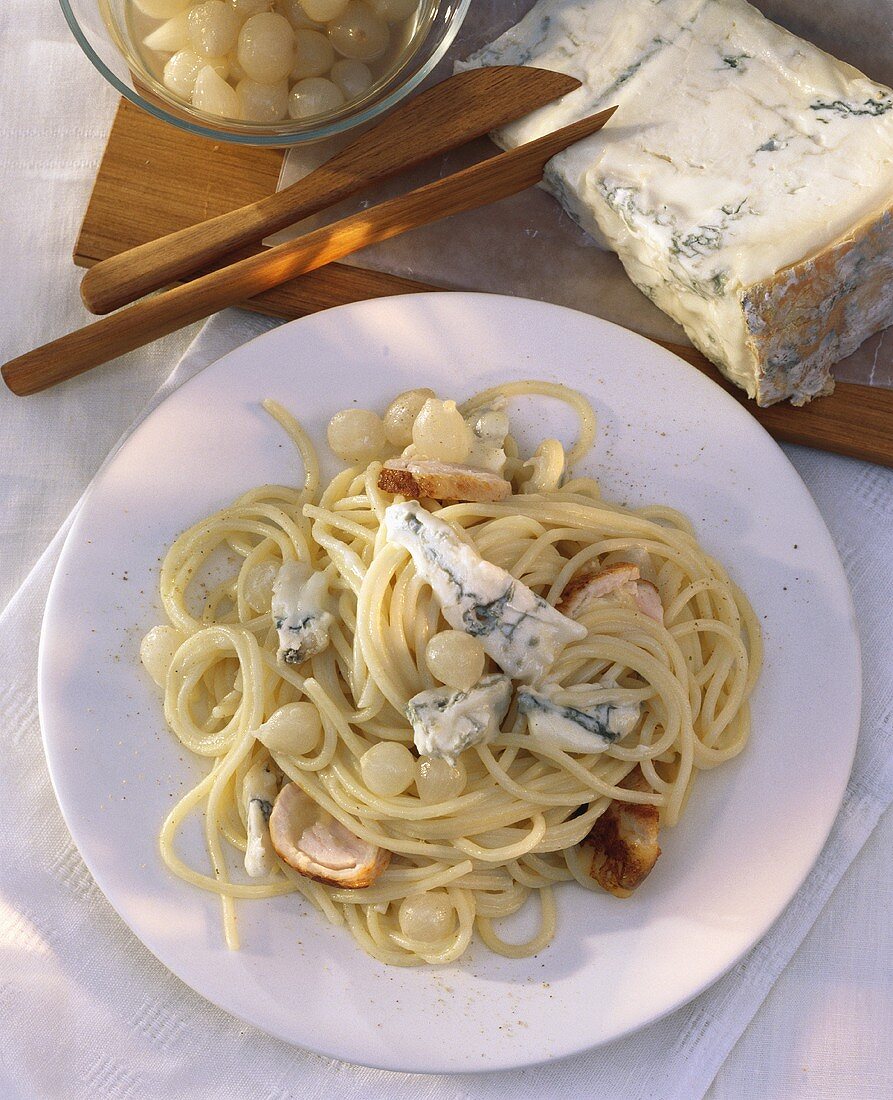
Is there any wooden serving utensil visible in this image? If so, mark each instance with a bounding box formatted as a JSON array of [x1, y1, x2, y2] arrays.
[[79, 66, 581, 316], [2, 107, 616, 397]]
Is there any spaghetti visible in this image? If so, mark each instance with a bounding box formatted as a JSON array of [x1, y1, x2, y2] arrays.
[[141, 381, 762, 966]]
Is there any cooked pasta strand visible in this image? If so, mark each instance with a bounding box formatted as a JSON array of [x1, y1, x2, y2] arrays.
[[146, 381, 761, 965]]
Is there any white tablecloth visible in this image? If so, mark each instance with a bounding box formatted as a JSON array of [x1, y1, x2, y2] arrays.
[[1, 3, 891, 1097]]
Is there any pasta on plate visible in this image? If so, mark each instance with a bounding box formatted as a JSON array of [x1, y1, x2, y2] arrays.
[[140, 380, 762, 966]]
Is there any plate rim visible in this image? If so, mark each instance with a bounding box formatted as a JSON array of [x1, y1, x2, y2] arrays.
[[37, 292, 862, 1073]]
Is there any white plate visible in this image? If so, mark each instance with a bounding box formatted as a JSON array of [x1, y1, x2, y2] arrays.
[[39, 294, 860, 1073]]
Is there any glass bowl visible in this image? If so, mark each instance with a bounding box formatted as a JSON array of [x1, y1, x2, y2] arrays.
[[60, 0, 471, 146]]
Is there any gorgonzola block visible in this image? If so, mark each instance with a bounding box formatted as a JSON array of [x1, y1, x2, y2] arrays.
[[459, 0, 893, 405]]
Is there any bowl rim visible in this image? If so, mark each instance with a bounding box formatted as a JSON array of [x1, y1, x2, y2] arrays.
[[59, 0, 472, 147]]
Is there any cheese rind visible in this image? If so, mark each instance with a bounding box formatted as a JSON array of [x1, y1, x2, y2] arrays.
[[741, 206, 893, 404], [459, 0, 893, 405]]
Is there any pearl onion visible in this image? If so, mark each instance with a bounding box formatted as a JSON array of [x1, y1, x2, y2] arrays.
[[415, 756, 466, 803], [143, 10, 191, 53], [329, 58, 373, 100], [276, 0, 323, 29], [425, 631, 485, 691], [134, 0, 190, 17], [398, 890, 455, 942], [301, 0, 350, 19], [326, 408, 384, 461], [163, 49, 228, 98], [411, 398, 471, 462], [238, 11, 295, 83], [237, 77, 289, 121], [255, 702, 323, 756], [192, 64, 240, 116], [243, 560, 278, 612], [288, 76, 346, 118], [188, 1, 241, 57], [366, 0, 417, 22], [360, 742, 415, 797], [231, 0, 274, 14], [290, 29, 335, 79], [382, 387, 435, 446], [140, 625, 185, 686], [327, 1, 389, 61]]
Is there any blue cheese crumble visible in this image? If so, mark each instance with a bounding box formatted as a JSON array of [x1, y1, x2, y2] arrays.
[[384, 502, 586, 682], [271, 561, 333, 666], [243, 760, 279, 878], [406, 674, 513, 764], [518, 684, 641, 753]]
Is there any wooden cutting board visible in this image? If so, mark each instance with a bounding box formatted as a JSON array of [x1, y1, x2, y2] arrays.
[[74, 98, 893, 466]]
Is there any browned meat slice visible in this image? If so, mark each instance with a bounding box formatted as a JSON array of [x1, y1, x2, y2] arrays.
[[584, 768, 661, 898], [633, 579, 664, 623], [557, 562, 640, 616], [557, 562, 664, 623], [269, 783, 390, 888], [378, 458, 512, 503]]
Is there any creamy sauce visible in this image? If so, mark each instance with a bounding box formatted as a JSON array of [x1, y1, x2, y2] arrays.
[[464, 398, 510, 474]]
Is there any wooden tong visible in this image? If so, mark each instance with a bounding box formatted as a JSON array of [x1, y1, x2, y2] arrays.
[[79, 67, 580, 315], [4, 71, 611, 396], [4, 62, 890, 471]]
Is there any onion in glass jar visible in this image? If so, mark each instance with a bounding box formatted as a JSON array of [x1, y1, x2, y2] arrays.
[[237, 11, 295, 82], [327, 1, 389, 62]]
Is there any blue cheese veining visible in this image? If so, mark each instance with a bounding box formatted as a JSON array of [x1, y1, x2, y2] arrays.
[[406, 674, 513, 764], [271, 561, 333, 666], [384, 502, 586, 681], [243, 760, 280, 878], [518, 684, 641, 753], [459, 0, 893, 406]]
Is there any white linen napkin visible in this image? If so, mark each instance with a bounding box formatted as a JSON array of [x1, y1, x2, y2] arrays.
[[1, 310, 890, 1100]]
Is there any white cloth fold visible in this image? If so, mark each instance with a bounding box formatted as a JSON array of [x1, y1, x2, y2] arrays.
[[0, 311, 890, 1099]]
